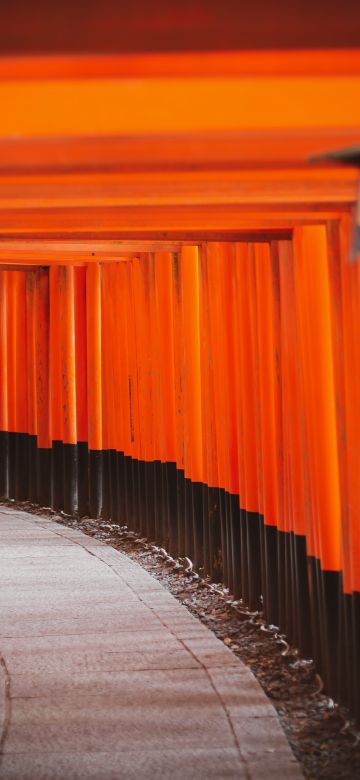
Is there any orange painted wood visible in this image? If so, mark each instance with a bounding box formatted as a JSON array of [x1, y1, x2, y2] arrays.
[[337, 215, 360, 592], [34, 268, 50, 449], [116, 263, 131, 456], [0, 206, 350, 242], [234, 243, 260, 513], [49, 266, 63, 442], [1, 132, 360, 173], [99, 273, 110, 457], [181, 246, 203, 483], [0, 271, 8, 433], [2, 50, 360, 81], [277, 241, 306, 538], [1, 77, 360, 140], [86, 263, 102, 450], [74, 267, 88, 443], [154, 251, 176, 464], [15, 271, 28, 434], [125, 260, 141, 460], [293, 225, 341, 572], [198, 247, 218, 489], [25, 271, 37, 439], [59, 266, 77, 445], [254, 243, 280, 528], [6, 273, 17, 434]]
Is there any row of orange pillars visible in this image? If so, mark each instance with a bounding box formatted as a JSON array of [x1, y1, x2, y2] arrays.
[[0, 225, 359, 718]]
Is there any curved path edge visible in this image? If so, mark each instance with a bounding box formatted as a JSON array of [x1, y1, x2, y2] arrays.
[[0, 507, 303, 780]]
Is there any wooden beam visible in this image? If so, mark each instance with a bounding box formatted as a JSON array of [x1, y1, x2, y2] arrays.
[[2, 50, 360, 80], [0, 167, 356, 210], [0, 203, 352, 241], [1, 77, 360, 140], [1, 0, 360, 54], [1, 132, 360, 173], [0, 240, 186, 265]]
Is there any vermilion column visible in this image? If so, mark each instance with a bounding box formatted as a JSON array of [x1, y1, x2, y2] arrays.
[[278, 239, 310, 653], [26, 270, 38, 502], [205, 242, 237, 592], [6, 271, 17, 498], [254, 243, 280, 530], [155, 251, 177, 551], [0, 270, 8, 496], [254, 243, 281, 620], [293, 224, 341, 693], [86, 262, 103, 517], [116, 261, 132, 528], [35, 267, 51, 506], [74, 266, 89, 517], [294, 225, 341, 574], [49, 266, 63, 509], [101, 263, 118, 521], [181, 245, 203, 565], [198, 246, 221, 579], [14, 271, 28, 499], [235, 243, 262, 608], [181, 245, 202, 484], [60, 265, 78, 514], [107, 261, 125, 523]]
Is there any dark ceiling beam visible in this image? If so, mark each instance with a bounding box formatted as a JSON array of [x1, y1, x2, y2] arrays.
[[0, 0, 360, 54]]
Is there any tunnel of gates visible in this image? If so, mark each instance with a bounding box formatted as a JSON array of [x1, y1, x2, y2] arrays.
[[0, 225, 360, 719]]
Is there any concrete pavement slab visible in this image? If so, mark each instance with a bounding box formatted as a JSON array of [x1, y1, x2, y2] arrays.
[[0, 628, 180, 656], [5, 648, 202, 675], [0, 748, 248, 780], [0, 614, 165, 638], [0, 507, 302, 779]]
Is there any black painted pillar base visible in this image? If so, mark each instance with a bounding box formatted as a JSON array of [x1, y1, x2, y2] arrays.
[[132, 459, 141, 532], [321, 569, 341, 697], [37, 447, 51, 507], [101, 450, 111, 520], [208, 487, 222, 582], [240, 507, 249, 602], [117, 451, 126, 525], [192, 481, 204, 570], [63, 443, 78, 515], [229, 494, 241, 599], [88, 450, 103, 519], [176, 469, 186, 557], [246, 510, 262, 611], [263, 524, 279, 626], [166, 462, 178, 557], [15, 432, 29, 500], [27, 435, 38, 504], [109, 449, 119, 523], [219, 488, 228, 587], [184, 477, 194, 561], [77, 441, 89, 517], [51, 440, 63, 511], [158, 460, 168, 547], [123, 455, 133, 529], [0, 430, 9, 498], [352, 592, 360, 719], [145, 460, 156, 540], [293, 534, 311, 656], [8, 432, 16, 499]]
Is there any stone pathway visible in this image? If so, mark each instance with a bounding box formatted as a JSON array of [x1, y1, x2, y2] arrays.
[[0, 507, 302, 779]]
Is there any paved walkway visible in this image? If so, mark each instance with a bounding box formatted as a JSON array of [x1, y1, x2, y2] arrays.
[[0, 507, 302, 780]]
